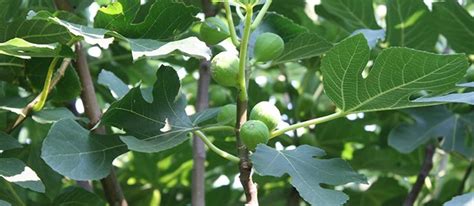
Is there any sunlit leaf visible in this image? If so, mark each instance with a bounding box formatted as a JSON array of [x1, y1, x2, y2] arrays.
[[321, 34, 468, 113]]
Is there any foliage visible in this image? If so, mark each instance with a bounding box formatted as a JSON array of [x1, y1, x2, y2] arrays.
[[0, 0, 473, 205]]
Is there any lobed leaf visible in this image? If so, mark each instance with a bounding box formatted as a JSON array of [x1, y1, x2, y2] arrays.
[[321, 34, 468, 113], [251, 144, 366, 206], [101, 65, 195, 153]]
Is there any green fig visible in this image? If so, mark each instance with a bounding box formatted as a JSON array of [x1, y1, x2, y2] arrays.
[[253, 33, 284, 62], [217, 104, 237, 126], [240, 120, 270, 150], [211, 51, 239, 88], [250, 101, 281, 131]]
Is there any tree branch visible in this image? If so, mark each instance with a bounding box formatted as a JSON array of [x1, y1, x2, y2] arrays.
[[404, 144, 436, 206], [235, 6, 258, 205], [74, 42, 127, 206], [191, 1, 215, 204]]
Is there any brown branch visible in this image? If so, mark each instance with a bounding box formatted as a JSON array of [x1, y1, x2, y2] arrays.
[[192, 60, 211, 206], [191, 2, 215, 206], [6, 58, 72, 133], [404, 144, 436, 206], [74, 42, 127, 206]]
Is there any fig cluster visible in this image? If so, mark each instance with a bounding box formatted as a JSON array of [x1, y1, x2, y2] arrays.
[[217, 101, 281, 150]]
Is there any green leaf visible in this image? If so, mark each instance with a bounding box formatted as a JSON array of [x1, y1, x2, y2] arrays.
[[321, 0, 380, 31], [27, 11, 114, 48], [433, 0, 474, 54], [350, 146, 423, 176], [386, 0, 437, 50], [0, 158, 45, 193], [41, 119, 127, 180], [388, 107, 474, 159], [128, 37, 211, 61], [345, 177, 407, 206], [101, 65, 195, 153], [0, 132, 21, 151], [414, 83, 474, 105], [273, 33, 333, 64], [32, 107, 77, 124], [444, 192, 474, 206], [190, 108, 220, 126], [321, 34, 468, 113], [0, 0, 21, 22], [98, 70, 129, 99], [94, 0, 198, 40], [53, 187, 106, 206], [251, 144, 366, 206], [0, 38, 74, 59]]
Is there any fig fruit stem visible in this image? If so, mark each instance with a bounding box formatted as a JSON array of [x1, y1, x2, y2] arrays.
[[251, 0, 272, 30], [194, 131, 240, 163], [224, 0, 240, 47], [270, 111, 345, 138], [200, 125, 235, 133]]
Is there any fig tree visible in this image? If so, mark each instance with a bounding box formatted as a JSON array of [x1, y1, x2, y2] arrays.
[[240, 120, 270, 150], [199, 17, 229, 45], [217, 104, 237, 126], [250, 101, 281, 131], [253, 32, 284, 62], [211, 51, 239, 88]]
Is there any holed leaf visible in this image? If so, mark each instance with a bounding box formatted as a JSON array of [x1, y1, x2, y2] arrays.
[[251, 145, 366, 206], [0, 158, 45, 193], [41, 119, 127, 180], [321, 34, 468, 113], [101, 65, 195, 153], [388, 107, 474, 159]]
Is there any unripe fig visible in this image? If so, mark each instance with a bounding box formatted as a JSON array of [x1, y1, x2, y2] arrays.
[[211, 52, 239, 88], [217, 104, 236, 126], [253, 32, 284, 62], [250, 101, 281, 131], [240, 120, 270, 150], [209, 85, 231, 107], [199, 17, 229, 45]]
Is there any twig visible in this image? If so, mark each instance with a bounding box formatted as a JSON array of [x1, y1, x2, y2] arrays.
[[404, 144, 436, 206], [6, 58, 71, 133], [74, 42, 127, 206], [194, 131, 239, 163]]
